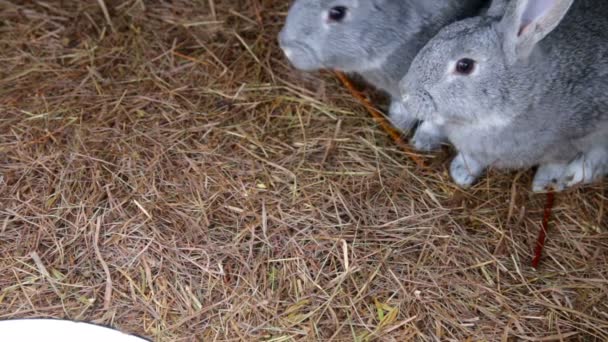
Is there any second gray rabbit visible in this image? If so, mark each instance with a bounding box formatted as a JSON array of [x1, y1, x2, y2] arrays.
[[400, 0, 608, 191], [278, 0, 491, 151]]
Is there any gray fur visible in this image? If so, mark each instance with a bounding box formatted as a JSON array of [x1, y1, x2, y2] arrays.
[[400, 0, 608, 191], [278, 0, 490, 147]]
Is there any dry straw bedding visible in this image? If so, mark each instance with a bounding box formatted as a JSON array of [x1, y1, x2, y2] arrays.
[[0, 1, 606, 341]]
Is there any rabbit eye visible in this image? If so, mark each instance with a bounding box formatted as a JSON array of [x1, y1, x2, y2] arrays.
[[328, 6, 347, 22], [455, 58, 476, 75]]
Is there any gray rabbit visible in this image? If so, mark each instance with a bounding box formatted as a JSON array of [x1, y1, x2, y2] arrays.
[[278, 0, 491, 151], [400, 0, 608, 191]]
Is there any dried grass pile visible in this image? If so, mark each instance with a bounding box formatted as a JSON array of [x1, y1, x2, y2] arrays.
[[0, 0, 606, 340]]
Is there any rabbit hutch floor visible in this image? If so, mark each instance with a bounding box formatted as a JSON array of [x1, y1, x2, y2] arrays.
[[0, 1, 606, 341]]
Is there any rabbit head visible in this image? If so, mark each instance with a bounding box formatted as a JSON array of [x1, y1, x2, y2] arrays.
[[278, 0, 412, 72], [400, 0, 575, 126]]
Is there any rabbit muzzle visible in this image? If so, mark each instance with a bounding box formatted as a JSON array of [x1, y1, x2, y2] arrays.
[[400, 87, 438, 123], [279, 30, 322, 71]]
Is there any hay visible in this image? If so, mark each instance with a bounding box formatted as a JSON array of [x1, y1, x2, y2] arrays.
[[0, 0, 606, 340]]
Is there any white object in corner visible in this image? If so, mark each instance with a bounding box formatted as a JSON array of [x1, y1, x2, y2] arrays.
[[0, 319, 149, 342]]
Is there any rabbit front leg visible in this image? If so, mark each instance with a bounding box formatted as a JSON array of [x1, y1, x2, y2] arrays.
[[449, 152, 486, 188], [532, 162, 569, 193], [560, 148, 608, 189], [411, 121, 447, 151]]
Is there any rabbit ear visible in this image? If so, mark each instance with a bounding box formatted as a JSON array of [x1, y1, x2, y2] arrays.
[[498, 0, 574, 64]]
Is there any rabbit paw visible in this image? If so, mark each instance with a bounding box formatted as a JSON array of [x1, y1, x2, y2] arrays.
[[388, 100, 417, 133], [561, 151, 608, 189], [532, 163, 568, 193], [411, 121, 447, 151], [450, 153, 484, 188]]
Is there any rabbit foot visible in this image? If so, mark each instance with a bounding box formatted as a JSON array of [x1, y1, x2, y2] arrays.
[[388, 100, 417, 133], [532, 163, 568, 193], [411, 121, 446, 151], [450, 153, 484, 188], [561, 150, 608, 189]]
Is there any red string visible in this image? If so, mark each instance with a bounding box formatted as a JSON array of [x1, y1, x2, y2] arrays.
[[532, 191, 555, 268]]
